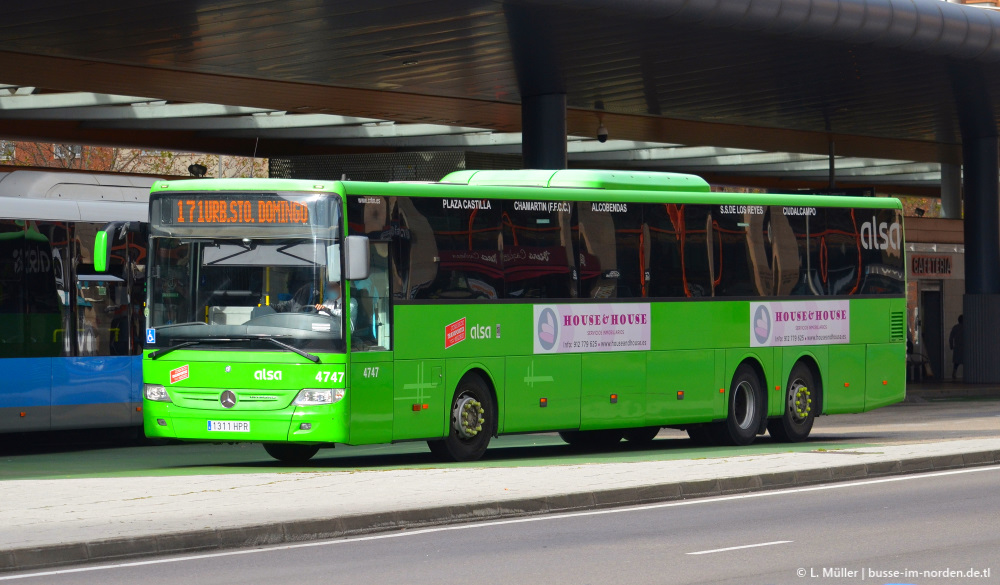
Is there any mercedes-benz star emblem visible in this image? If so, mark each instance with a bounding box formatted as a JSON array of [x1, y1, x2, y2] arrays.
[[220, 390, 237, 409]]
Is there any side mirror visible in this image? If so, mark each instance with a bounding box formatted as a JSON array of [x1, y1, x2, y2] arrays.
[[344, 235, 371, 281], [94, 222, 143, 272], [94, 229, 111, 273]]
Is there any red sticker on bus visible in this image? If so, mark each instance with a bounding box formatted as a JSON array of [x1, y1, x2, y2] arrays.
[[445, 318, 466, 349], [170, 365, 190, 384]]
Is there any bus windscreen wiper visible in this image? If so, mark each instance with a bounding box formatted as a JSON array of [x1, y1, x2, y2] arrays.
[[149, 341, 201, 360], [257, 336, 321, 364], [148, 336, 319, 363]]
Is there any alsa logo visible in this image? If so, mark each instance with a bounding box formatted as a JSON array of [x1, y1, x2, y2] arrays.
[[445, 318, 497, 349], [860, 216, 901, 251], [254, 369, 283, 381], [470, 323, 493, 339]]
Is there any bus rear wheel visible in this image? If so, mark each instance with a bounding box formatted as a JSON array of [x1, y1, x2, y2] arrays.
[[768, 362, 817, 442], [263, 443, 320, 464], [428, 375, 495, 462], [715, 364, 765, 446]]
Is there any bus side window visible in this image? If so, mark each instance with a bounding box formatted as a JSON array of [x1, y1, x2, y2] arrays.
[[404, 197, 503, 300], [645, 204, 685, 298], [577, 202, 643, 299], [712, 212, 757, 297], [0, 220, 69, 358], [825, 208, 861, 296], [75, 222, 131, 356], [763, 208, 803, 297], [858, 208, 905, 295], [501, 200, 576, 299], [351, 242, 391, 351]]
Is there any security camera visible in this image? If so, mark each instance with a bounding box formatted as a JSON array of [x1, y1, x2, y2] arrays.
[[597, 124, 608, 143]]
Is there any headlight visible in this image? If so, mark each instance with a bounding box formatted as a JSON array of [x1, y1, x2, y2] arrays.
[[293, 388, 346, 406], [144, 384, 172, 402]]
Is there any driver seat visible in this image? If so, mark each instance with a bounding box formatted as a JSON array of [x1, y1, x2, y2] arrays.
[[250, 305, 276, 319]]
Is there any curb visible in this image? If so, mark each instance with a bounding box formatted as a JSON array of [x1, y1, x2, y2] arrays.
[[3, 448, 999, 574]]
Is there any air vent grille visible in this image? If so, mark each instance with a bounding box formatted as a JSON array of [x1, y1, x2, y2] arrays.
[[890, 311, 905, 342]]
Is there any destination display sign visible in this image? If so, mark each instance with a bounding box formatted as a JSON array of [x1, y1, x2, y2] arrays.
[[160, 194, 323, 226]]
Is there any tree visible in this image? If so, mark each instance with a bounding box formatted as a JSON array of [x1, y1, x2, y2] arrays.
[[0, 140, 267, 178]]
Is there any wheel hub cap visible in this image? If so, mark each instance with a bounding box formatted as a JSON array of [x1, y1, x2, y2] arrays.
[[453, 396, 485, 439], [789, 382, 812, 421]]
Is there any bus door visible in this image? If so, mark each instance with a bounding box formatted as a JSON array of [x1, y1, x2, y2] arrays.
[[55, 224, 133, 429], [348, 242, 395, 444]]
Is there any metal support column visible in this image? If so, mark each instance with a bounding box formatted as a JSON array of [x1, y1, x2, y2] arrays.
[[521, 93, 567, 170], [961, 136, 1000, 382], [504, 3, 567, 171]]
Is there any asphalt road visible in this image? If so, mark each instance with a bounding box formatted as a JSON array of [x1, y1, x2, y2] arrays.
[[2, 394, 998, 480], [5, 466, 998, 584]]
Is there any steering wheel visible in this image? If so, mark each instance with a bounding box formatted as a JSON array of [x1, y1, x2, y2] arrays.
[[301, 304, 336, 317]]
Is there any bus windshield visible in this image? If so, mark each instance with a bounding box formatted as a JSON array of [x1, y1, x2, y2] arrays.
[[146, 191, 346, 353]]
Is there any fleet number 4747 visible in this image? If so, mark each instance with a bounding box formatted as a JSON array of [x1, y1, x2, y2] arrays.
[[314, 371, 345, 383]]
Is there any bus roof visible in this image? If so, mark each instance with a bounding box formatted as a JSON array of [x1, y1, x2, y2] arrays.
[[0, 170, 156, 200], [0, 170, 154, 222], [151, 171, 902, 210], [151, 177, 336, 193], [441, 169, 712, 192]]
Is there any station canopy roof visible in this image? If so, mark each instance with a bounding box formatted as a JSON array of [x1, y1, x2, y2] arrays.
[[4, 0, 1000, 197]]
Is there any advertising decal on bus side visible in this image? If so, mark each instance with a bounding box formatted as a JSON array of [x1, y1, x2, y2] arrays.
[[533, 304, 651, 354], [750, 301, 850, 347]]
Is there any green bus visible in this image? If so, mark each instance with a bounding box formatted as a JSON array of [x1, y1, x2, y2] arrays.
[[101, 169, 906, 463]]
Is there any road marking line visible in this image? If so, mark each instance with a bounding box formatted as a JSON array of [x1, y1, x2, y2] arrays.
[[2, 465, 998, 581], [687, 540, 792, 555]]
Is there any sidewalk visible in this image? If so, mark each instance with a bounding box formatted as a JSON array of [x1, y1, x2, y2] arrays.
[[2, 384, 999, 573]]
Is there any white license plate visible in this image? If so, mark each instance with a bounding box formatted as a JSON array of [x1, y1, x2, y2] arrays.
[[207, 420, 250, 432]]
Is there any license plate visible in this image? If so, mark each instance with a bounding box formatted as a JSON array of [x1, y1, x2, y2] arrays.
[[207, 420, 250, 432]]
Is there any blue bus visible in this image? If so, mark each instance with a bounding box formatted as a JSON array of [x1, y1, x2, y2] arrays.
[[0, 169, 152, 436]]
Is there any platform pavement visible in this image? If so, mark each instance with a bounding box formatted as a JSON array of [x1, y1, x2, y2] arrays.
[[1, 383, 998, 574]]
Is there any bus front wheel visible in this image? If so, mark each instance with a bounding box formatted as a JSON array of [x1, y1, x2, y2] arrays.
[[768, 362, 817, 442], [263, 443, 320, 464], [428, 375, 495, 462], [716, 364, 765, 446]]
